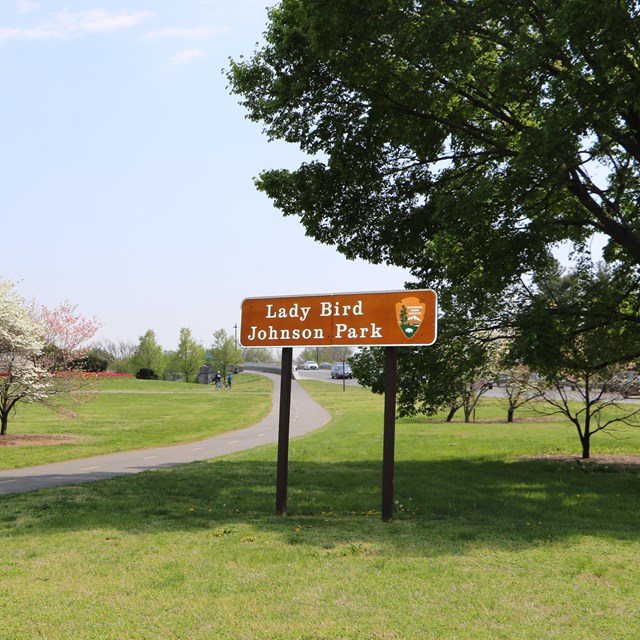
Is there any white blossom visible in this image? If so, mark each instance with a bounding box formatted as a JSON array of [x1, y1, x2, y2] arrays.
[[0, 281, 49, 434]]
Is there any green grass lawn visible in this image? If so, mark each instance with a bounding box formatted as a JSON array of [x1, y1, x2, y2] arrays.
[[0, 374, 273, 470], [1, 379, 640, 639]]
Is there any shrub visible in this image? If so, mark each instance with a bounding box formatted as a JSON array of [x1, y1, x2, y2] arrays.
[[135, 368, 158, 380], [73, 352, 109, 372]]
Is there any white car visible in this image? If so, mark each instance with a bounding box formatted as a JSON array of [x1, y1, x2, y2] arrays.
[[302, 361, 319, 370]]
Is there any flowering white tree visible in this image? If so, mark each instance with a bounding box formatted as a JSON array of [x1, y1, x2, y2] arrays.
[[0, 282, 100, 436], [0, 282, 49, 435]]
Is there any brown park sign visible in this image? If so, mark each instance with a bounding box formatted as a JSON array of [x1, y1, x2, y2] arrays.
[[240, 290, 437, 348]]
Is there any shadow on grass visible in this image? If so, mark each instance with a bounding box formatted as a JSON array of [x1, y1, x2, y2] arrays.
[[2, 456, 639, 554]]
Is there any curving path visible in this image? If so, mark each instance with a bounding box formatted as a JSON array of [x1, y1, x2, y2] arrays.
[[0, 373, 330, 496]]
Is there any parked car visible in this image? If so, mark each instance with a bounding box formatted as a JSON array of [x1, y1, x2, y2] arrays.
[[302, 360, 319, 370], [331, 362, 353, 379]]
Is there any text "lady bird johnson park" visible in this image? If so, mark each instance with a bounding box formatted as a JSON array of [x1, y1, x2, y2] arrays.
[[240, 290, 438, 348]]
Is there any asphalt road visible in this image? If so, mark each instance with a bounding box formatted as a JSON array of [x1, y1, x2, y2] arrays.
[[296, 368, 361, 387], [299, 370, 640, 404], [0, 373, 331, 496]]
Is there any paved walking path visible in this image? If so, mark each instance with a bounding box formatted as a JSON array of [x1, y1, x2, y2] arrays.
[[0, 373, 330, 496]]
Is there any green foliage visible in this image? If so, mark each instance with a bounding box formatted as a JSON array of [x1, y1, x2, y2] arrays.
[[241, 347, 275, 363], [228, 0, 640, 311], [296, 346, 353, 365], [510, 262, 640, 378], [130, 329, 166, 378], [210, 329, 241, 376], [135, 367, 158, 380], [93, 339, 136, 374], [170, 327, 205, 382], [351, 300, 495, 421], [72, 351, 108, 372], [508, 262, 640, 457]]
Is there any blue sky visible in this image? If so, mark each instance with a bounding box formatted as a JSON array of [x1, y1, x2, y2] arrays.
[[1, 1, 411, 350]]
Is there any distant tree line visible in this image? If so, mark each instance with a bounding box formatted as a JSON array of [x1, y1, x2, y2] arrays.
[[93, 327, 243, 382]]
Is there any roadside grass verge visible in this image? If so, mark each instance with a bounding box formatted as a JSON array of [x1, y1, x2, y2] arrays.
[[0, 374, 272, 470], [1, 381, 640, 638]]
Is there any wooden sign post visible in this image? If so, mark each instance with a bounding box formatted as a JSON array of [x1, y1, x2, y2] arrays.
[[382, 346, 398, 521], [240, 290, 437, 520], [275, 347, 293, 516]]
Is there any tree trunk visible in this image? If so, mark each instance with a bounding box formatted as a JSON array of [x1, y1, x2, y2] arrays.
[[582, 408, 591, 459], [507, 407, 515, 423], [1, 412, 8, 436], [445, 406, 458, 422], [581, 436, 590, 459]]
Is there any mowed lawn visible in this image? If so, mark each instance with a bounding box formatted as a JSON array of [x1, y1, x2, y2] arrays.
[[1, 378, 640, 639], [0, 374, 273, 470]]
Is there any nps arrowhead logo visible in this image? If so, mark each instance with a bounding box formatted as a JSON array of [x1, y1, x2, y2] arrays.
[[396, 296, 426, 339]]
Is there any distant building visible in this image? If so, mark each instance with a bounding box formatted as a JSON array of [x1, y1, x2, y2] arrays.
[[196, 364, 215, 385]]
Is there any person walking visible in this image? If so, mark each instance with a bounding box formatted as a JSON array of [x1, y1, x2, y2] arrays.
[[227, 372, 232, 389]]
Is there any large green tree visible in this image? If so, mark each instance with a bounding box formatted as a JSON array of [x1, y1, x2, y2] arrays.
[[171, 328, 205, 383], [210, 329, 242, 377], [130, 330, 166, 379], [229, 0, 640, 308]]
